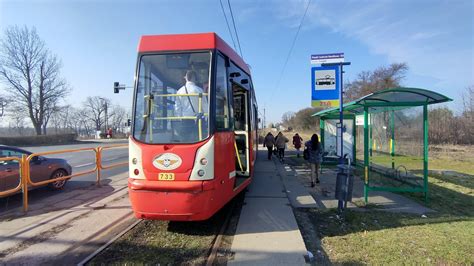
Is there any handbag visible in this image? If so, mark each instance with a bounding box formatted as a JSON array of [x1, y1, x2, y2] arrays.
[[303, 148, 309, 160]]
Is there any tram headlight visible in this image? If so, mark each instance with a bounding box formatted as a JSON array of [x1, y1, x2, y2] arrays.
[[134, 169, 140, 175], [197, 170, 205, 177], [132, 158, 138, 165], [200, 158, 208, 165]]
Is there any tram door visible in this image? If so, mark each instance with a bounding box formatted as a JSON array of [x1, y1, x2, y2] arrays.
[[233, 85, 250, 187]]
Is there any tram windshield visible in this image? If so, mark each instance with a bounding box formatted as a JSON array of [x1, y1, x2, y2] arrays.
[[133, 52, 211, 144]]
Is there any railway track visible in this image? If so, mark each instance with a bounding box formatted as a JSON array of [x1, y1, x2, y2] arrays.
[[77, 218, 143, 265], [78, 196, 242, 265]]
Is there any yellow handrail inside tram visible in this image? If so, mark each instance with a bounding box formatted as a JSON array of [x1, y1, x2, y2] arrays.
[[234, 141, 244, 172], [143, 92, 209, 141], [198, 95, 202, 140]]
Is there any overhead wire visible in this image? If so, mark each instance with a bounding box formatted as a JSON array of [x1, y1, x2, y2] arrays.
[[219, 0, 237, 52], [227, 0, 243, 59], [268, 0, 312, 102]]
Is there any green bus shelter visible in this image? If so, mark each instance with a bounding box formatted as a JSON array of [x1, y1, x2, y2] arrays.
[[313, 87, 452, 203]]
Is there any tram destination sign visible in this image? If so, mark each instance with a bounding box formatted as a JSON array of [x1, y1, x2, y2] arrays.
[[311, 53, 344, 65]]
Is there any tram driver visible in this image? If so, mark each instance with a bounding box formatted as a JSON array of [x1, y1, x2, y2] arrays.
[[175, 70, 209, 142]]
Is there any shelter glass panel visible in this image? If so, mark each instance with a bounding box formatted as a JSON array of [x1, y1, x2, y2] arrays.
[[368, 106, 424, 188]]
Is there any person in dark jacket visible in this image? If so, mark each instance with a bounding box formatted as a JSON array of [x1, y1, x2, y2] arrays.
[[292, 133, 303, 158], [305, 133, 322, 187], [263, 132, 276, 160]]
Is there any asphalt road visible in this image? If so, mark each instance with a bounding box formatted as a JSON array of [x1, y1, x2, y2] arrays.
[[0, 139, 129, 212]]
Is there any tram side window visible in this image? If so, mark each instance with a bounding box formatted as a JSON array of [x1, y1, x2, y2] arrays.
[[215, 55, 230, 130]]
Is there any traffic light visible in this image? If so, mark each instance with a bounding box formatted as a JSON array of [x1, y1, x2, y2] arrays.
[[114, 82, 120, 93], [127, 119, 131, 126]]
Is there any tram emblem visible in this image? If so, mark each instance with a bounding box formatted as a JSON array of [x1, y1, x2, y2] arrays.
[[153, 153, 182, 170]]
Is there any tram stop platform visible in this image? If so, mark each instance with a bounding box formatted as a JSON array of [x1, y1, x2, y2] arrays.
[[229, 150, 317, 265], [229, 148, 433, 265]]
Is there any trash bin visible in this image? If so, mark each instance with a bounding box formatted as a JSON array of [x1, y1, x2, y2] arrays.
[[335, 164, 354, 202]]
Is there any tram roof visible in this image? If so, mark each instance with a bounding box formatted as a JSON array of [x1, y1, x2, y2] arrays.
[[138, 32, 250, 74], [313, 87, 452, 117]]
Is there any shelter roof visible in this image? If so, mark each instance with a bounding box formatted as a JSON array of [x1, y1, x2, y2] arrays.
[[313, 87, 452, 117]]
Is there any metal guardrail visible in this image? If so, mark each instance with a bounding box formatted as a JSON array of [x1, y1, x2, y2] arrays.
[[98, 145, 129, 170], [1, 144, 128, 212]]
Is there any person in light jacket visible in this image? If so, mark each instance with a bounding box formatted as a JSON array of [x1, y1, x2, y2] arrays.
[[263, 132, 276, 160], [275, 132, 289, 162], [305, 133, 322, 187]]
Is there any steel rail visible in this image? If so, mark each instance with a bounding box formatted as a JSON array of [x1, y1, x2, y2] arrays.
[[77, 213, 141, 266], [206, 199, 237, 266]]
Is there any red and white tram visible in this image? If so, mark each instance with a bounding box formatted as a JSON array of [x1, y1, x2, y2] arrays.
[[126, 33, 258, 221]]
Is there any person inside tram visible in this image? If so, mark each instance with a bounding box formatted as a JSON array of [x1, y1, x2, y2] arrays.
[[175, 70, 209, 141]]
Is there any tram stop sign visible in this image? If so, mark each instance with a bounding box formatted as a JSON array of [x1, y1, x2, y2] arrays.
[[311, 65, 340, 107]]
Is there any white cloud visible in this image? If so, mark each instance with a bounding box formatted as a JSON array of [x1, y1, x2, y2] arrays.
[[277, 0, 474, 95]]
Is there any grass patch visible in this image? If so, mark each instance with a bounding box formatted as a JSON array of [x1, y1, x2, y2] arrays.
[[305, 208, 474, 265], [290, 144, 474, 264], [89, 202, 234, 265]]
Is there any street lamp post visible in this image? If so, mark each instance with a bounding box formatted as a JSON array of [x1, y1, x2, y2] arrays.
[[0, 97, 6, 117], [98, 97, 109, 135]]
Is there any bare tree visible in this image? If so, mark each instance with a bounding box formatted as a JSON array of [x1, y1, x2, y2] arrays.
[[70, 107, 93, 137], [281, 111, 295, 129], [459, 85, 474, 144], [280, 107, 322, 131], [345, 63, 408, 101], [109, 105, 127, 133], [8, 105, 26, 135], [83, 96, 111, 131], [0, 26, 69, 135]]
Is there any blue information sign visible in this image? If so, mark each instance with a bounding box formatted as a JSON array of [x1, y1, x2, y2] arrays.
[[311, 65, 340, 107]]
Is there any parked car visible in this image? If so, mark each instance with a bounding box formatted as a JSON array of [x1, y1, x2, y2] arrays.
[[0, 145, 72, 194]]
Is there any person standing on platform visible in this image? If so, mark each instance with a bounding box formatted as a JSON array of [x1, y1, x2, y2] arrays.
[[305, 133, 322, 187], [263, 132, 276, 160], [292, 133, 303, 158], [275, 132, 289, 162]]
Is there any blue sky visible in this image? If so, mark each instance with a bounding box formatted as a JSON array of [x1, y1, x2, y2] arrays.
[[1, 0, 473, 123]]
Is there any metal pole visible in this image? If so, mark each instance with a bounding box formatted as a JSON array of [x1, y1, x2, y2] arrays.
[[105, 102, 108, 133], [96, 148, 102, 187], [321, 61, 351, 211], [21, 154, 29, 213], [364, 106, 369, 204], [423, 104, 429, 203], [263, 107, 266, 129], [321, 61, 350, 163], [337, 64, 344, 211], [339, 64, 344, 164], [0, 97, 5, 117], [391, 111, 395, 169], [353, 116, 356, 163]]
